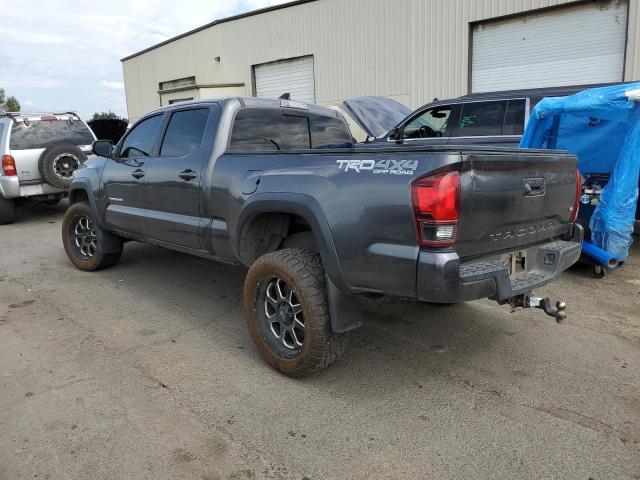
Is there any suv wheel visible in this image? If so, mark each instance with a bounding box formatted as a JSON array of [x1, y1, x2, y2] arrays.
[[39, 145, 87, 189], [62, 202, 122, 271], [0, 196, 16, 225], [244, 248, 348, 377]]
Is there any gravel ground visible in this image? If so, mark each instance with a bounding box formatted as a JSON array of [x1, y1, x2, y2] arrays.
[[0, 201, 638, 480]]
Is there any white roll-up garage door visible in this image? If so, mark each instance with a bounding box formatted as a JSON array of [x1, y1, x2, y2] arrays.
[[254, 56, 315, 104], [471, 1, 628, 93]]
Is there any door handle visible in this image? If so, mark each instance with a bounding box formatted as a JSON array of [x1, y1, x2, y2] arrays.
[[179, 169, 197, 181], [131, 169, 145, 179]]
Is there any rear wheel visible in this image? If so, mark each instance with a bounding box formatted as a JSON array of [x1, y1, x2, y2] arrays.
[[244, 248, 348, 377], [0, 196, 16, 225], [62, 202, 122, 271]]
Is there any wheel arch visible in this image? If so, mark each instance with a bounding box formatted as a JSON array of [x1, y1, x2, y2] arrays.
[[236, 193, 363, 333]]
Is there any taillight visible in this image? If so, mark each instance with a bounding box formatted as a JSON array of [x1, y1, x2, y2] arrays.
[[411, 171, 461, 247], [1, 155, 16, 176], [570, 170, 581, 223]]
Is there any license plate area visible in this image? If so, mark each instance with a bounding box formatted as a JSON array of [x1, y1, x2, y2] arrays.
[[503, 250, 527, 277]]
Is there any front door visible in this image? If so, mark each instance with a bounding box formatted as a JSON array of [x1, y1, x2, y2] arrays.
[[143, 107, 213, 249], [102, 114, 164, 235], [398, 105, 454, 146]]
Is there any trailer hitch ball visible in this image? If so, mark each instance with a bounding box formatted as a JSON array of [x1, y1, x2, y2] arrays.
[[528, 296, 567, 323]]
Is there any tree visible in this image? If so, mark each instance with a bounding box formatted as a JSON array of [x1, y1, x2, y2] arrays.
[[4, 96, 20, 112], [0, 88, 21, 112], [92, 111, 123, 121]]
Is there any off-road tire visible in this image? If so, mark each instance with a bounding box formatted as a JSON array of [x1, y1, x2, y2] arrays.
[[39, 145, 87, 189], [0, 196, 16, 225], [62, 202, 122, 271], [244, 248, 348, 378]]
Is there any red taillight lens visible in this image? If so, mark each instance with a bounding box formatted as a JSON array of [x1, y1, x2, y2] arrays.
[[411, 171, 461, 247], [570, 170, 581, 223], [1, 155, 16, 176]]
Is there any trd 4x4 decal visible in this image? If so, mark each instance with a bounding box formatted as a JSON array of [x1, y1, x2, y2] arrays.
[[336, 159, 418, 175]]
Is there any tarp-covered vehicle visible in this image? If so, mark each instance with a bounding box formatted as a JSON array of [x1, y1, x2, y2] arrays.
[[519, 83, 640, 263]]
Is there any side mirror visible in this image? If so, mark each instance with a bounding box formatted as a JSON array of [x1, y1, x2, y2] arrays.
[[92, 139, 113, 158], [388, 127, 404, 144]]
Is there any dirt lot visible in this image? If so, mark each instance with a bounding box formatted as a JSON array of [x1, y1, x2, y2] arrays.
[[1, 201, 639, 480]]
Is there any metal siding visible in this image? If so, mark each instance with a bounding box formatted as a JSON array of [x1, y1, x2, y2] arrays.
[[122, 0, 640, 123], [472, 1, 629, 92], [254, 56, 316, 103]]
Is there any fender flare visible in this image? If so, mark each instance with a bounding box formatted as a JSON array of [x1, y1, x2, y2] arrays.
[[68, 181, 122, 254], [236, 193, 363, 333]]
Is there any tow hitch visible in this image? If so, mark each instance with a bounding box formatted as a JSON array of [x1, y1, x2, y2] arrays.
[[499, 294, 567, 323]]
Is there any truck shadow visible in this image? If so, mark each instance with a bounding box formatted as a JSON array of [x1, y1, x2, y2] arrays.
[[103, 241, 515, 395]]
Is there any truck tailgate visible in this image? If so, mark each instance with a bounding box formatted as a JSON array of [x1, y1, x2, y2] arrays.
[[455, 151, 578, 259]]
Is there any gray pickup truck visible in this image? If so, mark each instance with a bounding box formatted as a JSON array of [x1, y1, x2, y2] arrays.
[[62, 97, 583, 377]]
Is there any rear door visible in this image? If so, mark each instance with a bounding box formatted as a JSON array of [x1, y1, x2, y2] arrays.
[[448, 100, 523, 147], [102, 114, 164, 235], [143, 106, 213, 249]]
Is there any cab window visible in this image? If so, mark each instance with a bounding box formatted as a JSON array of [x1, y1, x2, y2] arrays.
[[118, 115, 164, 158], [228, 109, 311, 151], [452, 101, 507, 137], [402, 107, 451, 139]]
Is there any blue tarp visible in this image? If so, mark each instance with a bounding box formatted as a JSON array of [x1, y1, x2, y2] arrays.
[[520, 83, 640, 262]]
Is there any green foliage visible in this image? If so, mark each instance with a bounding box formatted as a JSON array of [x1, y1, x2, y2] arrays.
[[0, 88, 20, 112], [4, 96, 20, 112], [92, 111, 126, 121]]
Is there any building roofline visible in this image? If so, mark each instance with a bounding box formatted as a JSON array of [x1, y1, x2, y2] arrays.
[[121, 0, 318, 62]]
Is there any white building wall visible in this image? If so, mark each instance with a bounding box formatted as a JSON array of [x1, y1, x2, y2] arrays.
[[122, 0, 639, 122]]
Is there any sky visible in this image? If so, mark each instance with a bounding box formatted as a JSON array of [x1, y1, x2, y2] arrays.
[[0, 0, 290, 119]]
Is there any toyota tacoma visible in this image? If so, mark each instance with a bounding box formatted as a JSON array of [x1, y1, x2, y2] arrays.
[[62, 97, 583, 377]]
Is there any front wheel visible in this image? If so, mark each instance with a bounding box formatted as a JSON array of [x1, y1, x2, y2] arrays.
[[243, 248, 348, 377], [62, 202, 122, 271]]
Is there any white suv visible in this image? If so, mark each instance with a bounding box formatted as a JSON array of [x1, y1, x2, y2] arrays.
[[0, 112, 96, 224]]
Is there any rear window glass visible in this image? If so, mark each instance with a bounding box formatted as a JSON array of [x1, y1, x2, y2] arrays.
[[310, 116, 352, 149], [160, 108, 209, 157], [503, 99, 526, 135], [228, 109, 311, 151], [10, 119, 94, 150], [453, 101, 507, 137]]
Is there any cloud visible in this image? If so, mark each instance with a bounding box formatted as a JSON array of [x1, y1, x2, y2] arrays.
[[101, 80, 125, 92], [0, 0, 290, 118]]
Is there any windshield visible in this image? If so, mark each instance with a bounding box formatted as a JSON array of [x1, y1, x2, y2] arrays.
[[341, 96, 412, 138], [10, 119, 94, 150]]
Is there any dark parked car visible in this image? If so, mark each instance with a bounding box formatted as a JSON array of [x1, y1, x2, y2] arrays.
[[62, 97, 582, 377], [342, 83, 631, 146]]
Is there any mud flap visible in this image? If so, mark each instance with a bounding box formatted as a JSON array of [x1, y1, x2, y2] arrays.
[[326, 276, 364, 333]]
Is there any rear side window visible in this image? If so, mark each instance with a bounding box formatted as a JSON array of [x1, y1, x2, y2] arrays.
[[453, 101, 507, 137], [160, 108, 209, 157], [228, 109, 311, 151], [503, 99, 526, 135], [119, 115, 163, 158], [310, 115, 352, 149], [10, 119, 94, 150]]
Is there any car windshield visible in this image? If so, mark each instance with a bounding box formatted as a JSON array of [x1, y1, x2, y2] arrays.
[[10, 118, 94, 150]]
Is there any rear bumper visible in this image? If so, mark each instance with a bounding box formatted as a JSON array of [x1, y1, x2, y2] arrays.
[[0, 176, 65, 199], [416, 224, 583, 303], [0, 175, 20, 199]]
